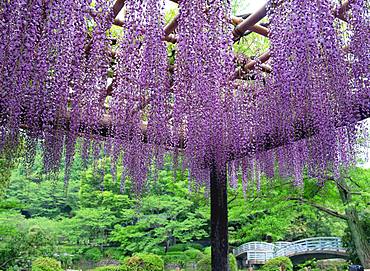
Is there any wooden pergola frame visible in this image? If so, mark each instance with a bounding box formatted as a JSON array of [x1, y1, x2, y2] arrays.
[[110, 0, 350, 88]]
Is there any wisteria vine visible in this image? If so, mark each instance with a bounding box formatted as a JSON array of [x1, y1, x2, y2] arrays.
[[0, 0, 369, 194]]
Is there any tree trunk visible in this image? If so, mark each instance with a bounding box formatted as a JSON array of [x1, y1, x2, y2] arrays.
[[210, 162, 229, 271], [336, 179, 370, 268]]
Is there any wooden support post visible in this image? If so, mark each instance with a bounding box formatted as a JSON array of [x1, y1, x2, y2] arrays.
[[210, 162, 229, 271]]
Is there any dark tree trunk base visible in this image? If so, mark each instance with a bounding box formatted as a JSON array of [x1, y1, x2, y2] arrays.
[[337, 179, 370, 268], [210, 162, 229, 271]]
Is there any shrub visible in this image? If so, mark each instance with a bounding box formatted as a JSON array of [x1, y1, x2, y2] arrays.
[[163, 252, 190, 267], [184, 249, 204, 261], [84, 247, 103, 262], [31, 257, 63, 271], [123, 253, 164, 271], [196, 253, 238, 271], [104, 248, 123, 260], [261, 256, 293, 271], [166, 243, 203, 253], [297, 258, 320, 271], [203, 247, 211, 256], [316, 259, 348, 271], [196, 254, 211, 271], [167, 244, 189, 252], [187, 243, 203, 251], [148, 246, 165, 256], [91, 266, 124, 271]]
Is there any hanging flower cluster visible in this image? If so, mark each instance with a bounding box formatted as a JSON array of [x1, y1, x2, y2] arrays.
[[111, 0, 169, 193], [348, 0, 370, 119], [173, 0, 234, 184], [225, 0, 367, 193], [0, 0, 368, 193], [0, 0, 113, 186]]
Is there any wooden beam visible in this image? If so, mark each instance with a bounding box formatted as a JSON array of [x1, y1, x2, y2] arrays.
[[243, 51, 271, 71], [113, 14, 179, 43], [232, 0, 350, 40], [232, 5, 268, 40], [336, 0, 349, 22], [113, 0, 125, 18], [232, 16, 269, 38], [164, 14, 179, 35], [111, 0, 349, 43]]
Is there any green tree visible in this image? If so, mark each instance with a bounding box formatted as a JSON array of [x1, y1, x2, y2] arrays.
[[110, 195, 207, 255]]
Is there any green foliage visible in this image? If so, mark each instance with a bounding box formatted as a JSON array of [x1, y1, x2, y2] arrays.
[[196, 253, 237, 271], [316, 260, 348, 271], [123, 253, 164, 271], [84, 247, 103, 262], [228, 176, 348, 245], [0, 212, 57, 270], [163, 252, 190, 267], [184, 249, 204, 262], [162, 247, 204, 267], [261, 256, 293, 271], [0, 138, 22, 196], [229, 254, 237, 271], [91, 266, 124, 271], [203, 247, 211, 256], [297, 259, 348, 271], [167, 243, 202, 253], [2, 142, 370, 270], [110, 193, 207, 255], [31, 257, 63, 271], [196, 254, 212, 271], [297, 259, 320, 271], [104, 248, 123, 260]]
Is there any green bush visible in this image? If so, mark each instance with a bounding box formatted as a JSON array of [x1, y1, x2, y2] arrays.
[[148, 246, 165, 256], [203, 247, 211, 256], [163, 252, 190, 267], [167, 244, 189, 252], [261, 256, 293, 271], [84, 247, 103, 262], [104, 248, 123, 260], [184, 249, 204, 261], [166, 243, 203, 253], [91, 266, 124, 271], [187, 243, 203, 251], [31, 257, 63, 271], [316, 259, 348, 271], [196, 254, 211, 271], [123, 253, 164, 271], [297, 258, 320, 271], [196, 254, 237, 271]]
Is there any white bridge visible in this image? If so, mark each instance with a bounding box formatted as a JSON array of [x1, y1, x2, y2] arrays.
[[233, 237, 347, 265]]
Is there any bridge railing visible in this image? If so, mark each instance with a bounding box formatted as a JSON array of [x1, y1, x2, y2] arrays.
[[274, 242, 292, 251], [234, 242, 275, 257], [234, 237, 346, 262], [275, 237, 345, 257], [246, 251, 275, 262]]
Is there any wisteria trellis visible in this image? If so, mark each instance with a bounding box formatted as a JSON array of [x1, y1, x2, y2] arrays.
[[0, 0, 369, 193]]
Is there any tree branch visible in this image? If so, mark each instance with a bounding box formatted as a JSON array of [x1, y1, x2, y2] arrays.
[[228, 191, 238, 204], [288, 197, 348, 220]]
